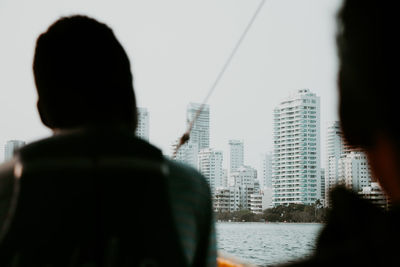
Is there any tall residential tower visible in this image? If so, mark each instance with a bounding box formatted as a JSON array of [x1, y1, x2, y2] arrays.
[[198, 148, 223, 193], [272, 89, 321, 206], [187, 103, 210, 150], [262, 152, 273, 188], [136, 107, 149, 141], [4, 140, 26, 161], [229, 140, 244, 173]]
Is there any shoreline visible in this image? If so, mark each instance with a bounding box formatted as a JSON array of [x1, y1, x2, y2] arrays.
[[216, 221, 323, 224]]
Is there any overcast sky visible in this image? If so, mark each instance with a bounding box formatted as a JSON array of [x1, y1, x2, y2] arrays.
[[0, 0, 342, 170]]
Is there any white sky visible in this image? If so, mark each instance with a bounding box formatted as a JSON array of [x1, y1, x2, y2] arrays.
[[0, 0, 342, 170]]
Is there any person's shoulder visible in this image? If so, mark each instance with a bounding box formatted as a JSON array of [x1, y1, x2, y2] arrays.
[[0, 159, 16, 187], [0, 159, 17, 230], [328, 185, 384, 223], [16, 134, 86, 160], [18, 130, 163, 160]]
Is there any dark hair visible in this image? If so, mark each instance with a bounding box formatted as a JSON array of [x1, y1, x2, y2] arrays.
[[337, 1, 399, 149], [33, 15, 137, 130]]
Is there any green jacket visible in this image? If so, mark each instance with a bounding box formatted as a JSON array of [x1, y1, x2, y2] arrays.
[[0, 129, 216, 266]]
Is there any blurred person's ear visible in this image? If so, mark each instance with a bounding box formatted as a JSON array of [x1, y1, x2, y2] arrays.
[[366, 134, 400, 203]]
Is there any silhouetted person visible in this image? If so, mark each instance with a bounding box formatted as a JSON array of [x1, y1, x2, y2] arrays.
[[282, 1, 400, 266], [0, 15, 216, 267]]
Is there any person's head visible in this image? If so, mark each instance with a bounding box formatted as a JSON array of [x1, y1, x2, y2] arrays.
[[337, 1, 400, 201], [33, 15, 137, 131]]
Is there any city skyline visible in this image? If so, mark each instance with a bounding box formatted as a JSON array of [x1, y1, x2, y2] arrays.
[[2, 93, 387, 210], [0, 0, 342, 167]]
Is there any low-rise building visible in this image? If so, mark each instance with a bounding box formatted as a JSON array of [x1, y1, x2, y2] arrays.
[[250, 193, 263, 214], [214, 187, 231, 212]]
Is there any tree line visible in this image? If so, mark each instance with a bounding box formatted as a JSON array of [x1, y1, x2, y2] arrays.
[[215, 203, 328, 223]]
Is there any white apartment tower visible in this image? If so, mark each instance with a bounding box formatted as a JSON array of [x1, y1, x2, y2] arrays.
[[4, 140, 26, 161], [325, 121, 355, 206], [320, 168, 325, 205], [338, 151, 371, 192], [229, 140, 244, 173], [262, 152, 273, 188], [222, 169, 228, 188], [172, 140, 199, 169], [136, 107, 149, 141], [272, 89, 321, 206], [325, 121, 344, 204], [198, 148, 223, 193], [187, 103, 210, 150]]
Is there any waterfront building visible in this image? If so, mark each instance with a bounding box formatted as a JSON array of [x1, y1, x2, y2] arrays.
[[228, 187, 243, 211], [338, 151, 371, 192], [320, 168, 325, 206], [272, 89, 321, 206], [214, 165, 258, 212], [198, 148, 223, 193], [261, 187, 273, 210], [231, 165, 257, 188], [214, 187, 231, 213], [187, 103, 210, 150], [173, 103, 210, 170], [172, 140, 199, 169], [325, 121, 347, 206], [135, 107, 149, 141], [229, 140, 244, 173], [213, 186, 242, 212], [222, 169, 228, 188], [249, 193, 263, 214], [262, 152, 273, 188], [4, 140, 26, 161], [324, 121, 366, 206], [229, 165, 258, 210]]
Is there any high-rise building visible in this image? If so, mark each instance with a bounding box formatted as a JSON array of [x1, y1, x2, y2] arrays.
[[222, 169, 228, 188], [324, 121, 365, 206], [198, 148, 223, 193], [187, 103, 210, 150], [272, 89, 321, 206], [320, 168, 325, 205], [171, 140, 199, 169], [231, 165, 257, 188], [325, 121, 346, 205], [262, 152, 273, 188], [4, 140, 26, 161], [338, 151, 371, 192], [229, 140, 244, 173], [230, 165, 258, 210], [135, 107, 149, 141]]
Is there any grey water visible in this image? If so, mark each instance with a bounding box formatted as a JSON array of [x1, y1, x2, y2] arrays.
[[216, 222, 323, 266]]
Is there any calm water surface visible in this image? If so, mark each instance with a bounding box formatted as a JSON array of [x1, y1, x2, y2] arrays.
[[216, 222, 323, 266]]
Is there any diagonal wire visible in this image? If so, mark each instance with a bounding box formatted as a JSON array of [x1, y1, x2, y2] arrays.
[[173, 0, 266, 158]]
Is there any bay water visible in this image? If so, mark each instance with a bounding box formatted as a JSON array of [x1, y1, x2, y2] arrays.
[[216, 222, 323, 266]]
